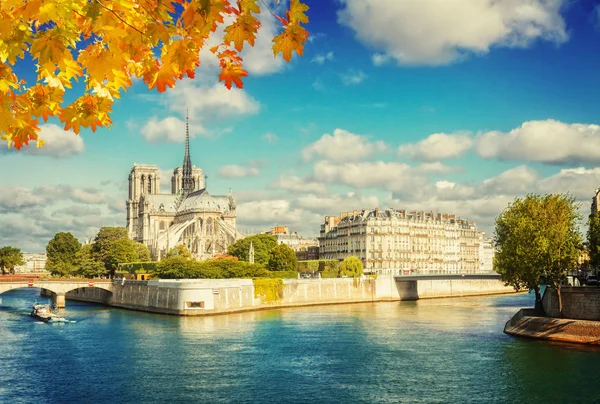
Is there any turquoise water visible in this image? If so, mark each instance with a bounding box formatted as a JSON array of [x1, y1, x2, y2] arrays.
[[1, 289, 599, 403]]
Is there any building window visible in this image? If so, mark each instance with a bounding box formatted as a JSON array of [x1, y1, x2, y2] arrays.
[[186, 301, 205, 309], [148, 176, 152, 193]]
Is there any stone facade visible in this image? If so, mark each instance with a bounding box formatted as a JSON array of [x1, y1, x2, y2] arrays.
[[319, 209, 492, 274], [126, 118, 242, 261]]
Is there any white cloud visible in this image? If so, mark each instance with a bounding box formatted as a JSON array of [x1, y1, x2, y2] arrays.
[[538, 168, 600, 200], [0, 184, 124, 252], [217, 165, 260, 178], [340, 69, 367, 85], [140, 116, 192, 143], [237, 200, 304, 227], [338, 0, 568, 65], [313, 160, 428, 192], [312, 51, 334, 64], [0, 124, 84, 157], [312, 78, 325, 92], [479, 165, 539, 195], [303, 129, 387, 163], [296, 192, 380, 215], [261, 132, 278, 143], [475, 120, 600, 165], [399, 132, 473, 161], [269, 175, 329, 195], [167, 81, 260, 121]]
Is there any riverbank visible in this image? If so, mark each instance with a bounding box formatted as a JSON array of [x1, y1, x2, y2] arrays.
[[66, 275, 517, 316], [504, 309, 600, 344]]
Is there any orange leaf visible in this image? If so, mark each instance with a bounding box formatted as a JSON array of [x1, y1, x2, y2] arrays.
[[219, 62, 247, 89]]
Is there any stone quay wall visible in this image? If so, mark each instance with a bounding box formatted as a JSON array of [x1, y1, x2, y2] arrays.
[[66, 275, 515, 316], [542, 287, 600, 321]]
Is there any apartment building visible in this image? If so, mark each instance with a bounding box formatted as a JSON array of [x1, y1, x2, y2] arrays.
[[319, 208, 491, 274]]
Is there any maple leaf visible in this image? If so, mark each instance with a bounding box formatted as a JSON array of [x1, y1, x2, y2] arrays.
[[288, 0, 309, 24], [272, 24, 308, 62], [0, 0, 310, 150], [219, 61, 248, 89]]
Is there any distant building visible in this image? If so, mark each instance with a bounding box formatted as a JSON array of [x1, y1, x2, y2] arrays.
[[14, 253, 48, 274], [319, 208, 486, 274], [265, 225, 301, 248], [295, 245, 320, 261], [479, 234, 494, 272]]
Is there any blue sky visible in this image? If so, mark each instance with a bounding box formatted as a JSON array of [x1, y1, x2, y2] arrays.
[[2, 0, 600, 252]]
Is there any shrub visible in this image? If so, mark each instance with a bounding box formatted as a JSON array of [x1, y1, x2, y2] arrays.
[[119, 262, 157, 274], [253, 278, 283, 303], [298, 260, 319, 273], [267, 271, 298, 279]]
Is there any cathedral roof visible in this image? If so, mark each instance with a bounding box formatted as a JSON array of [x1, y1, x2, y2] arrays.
[[143, 194, 178, 213], [177, 190, 229, 213]]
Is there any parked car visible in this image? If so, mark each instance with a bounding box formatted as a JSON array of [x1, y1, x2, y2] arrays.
[[585, 275, 599, 286]]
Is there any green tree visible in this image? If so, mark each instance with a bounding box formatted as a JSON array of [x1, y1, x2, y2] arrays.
[[0, 246, 24, 275], [228, 234, 278, 265], [587, 214, 600, 270], [166, 244, 193, 260], [75, 244, 106, 278], [267, 244, 298, 272], [45, 232, 81, 276], [91, 227, 139, 275], [339, 256, 364, 278], [494, 194, 582, 315], [133, 242, 151, 262]]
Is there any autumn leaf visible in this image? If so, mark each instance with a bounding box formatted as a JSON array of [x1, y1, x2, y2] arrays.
[[273, 24, 308, 62], [0, 0, 309, 150], [288, 0, 309, 24]]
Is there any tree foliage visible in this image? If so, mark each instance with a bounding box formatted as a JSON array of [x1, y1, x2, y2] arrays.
[[75, 243, 106, 278], [91, 226, 148, 274], [494, 194, 582, 314], [152, 256, 267, 279], [45, 232, 81, 276], [0, 0, 310, 149], [0, 246, 24, 275], [267, 243, 298, 271], [227, 234, 277, 265], [339, 256, 363, 278], [587, 214, 600, 270], [166, 244, 193, 259]]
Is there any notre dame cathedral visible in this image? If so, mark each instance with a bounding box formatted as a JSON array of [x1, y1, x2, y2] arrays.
[[126, 117, 242, 260]]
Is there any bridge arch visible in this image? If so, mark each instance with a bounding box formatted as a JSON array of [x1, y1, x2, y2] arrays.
[[0, 281, 113, 308]]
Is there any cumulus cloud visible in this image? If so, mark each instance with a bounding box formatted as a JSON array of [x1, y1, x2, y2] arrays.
[[269, 175, 329, 195], [340, 69, 367, 85], [338, 0, 568, 65], [312, 51, 334, 64], [141, 117, 193, 143], [217, 164, 260, 178], [475, 120, 600, 165], [237, 200, 305, 227], [296, 192, 380, 215], [313, 160, 429, 192], [0, 184, 124, 252], [479, 165, 539, 195], [399, 132, 473, 161], [0, 124, 83, 157], [303, 129, 387, 163]]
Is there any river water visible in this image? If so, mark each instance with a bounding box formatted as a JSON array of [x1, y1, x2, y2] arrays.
[[0, 289, 599, 403]]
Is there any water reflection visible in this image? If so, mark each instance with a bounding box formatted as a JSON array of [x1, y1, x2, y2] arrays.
[[1, 289, 599, 403]]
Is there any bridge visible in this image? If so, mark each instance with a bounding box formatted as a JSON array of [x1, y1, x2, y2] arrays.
[[0, 279, 113, 308]]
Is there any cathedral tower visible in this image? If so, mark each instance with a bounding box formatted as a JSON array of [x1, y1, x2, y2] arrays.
[[181, 112, 195, 195]]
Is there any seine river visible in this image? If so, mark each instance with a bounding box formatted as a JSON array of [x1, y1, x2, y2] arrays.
[[1, 289, 599, 403]]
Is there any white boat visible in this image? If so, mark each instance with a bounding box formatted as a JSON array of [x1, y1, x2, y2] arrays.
[[30, 303, 70, 323]]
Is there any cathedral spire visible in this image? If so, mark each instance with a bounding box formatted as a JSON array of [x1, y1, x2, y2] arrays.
[[182, 109, 195, 195]]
